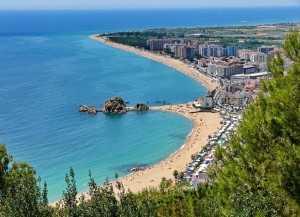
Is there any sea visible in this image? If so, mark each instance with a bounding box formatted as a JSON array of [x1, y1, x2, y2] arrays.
[[0, 7, 300, 202]]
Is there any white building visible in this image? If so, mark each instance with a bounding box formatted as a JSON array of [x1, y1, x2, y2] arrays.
[[199, 44, 223, 57], [250, 52, 268, 63], [237, 49, 252, 61], [207, 63, 244, 78], [163, 44, 176, 53]]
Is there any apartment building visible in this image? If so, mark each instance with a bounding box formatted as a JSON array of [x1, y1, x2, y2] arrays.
[[175, 45, 195, 59]]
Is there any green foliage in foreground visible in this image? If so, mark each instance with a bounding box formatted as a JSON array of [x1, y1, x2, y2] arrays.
[[1, 31, 300, 216], [206, 30, 300, 216]]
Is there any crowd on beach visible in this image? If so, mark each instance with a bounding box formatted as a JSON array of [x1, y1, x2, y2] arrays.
[[180, 105, 243, 187]]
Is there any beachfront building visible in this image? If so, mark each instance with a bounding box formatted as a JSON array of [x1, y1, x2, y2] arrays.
[[163, 44, 177, 53], [191, 40, 200, 53], [147, 38, 181, 51], [175, 45, 195, 59], [218, 88, 249, 108], [215, 65, 232, 78], [200, 95, 214, 110], [194, 93, 214, 110], [207, 62, 244, 78], [197, 58, 211, 67], [147, 39, 164, 51]]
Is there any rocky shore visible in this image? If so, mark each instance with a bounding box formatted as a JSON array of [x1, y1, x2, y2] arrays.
[[79, 97, 150, 114], [79, 105, 98, 114], [102, 96, 127, 114]]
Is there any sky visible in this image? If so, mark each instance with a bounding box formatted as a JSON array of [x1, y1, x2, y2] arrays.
[[0, 0, 300, 10]]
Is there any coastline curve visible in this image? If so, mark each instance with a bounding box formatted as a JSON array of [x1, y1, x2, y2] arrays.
[[76, 36, 222, 195]]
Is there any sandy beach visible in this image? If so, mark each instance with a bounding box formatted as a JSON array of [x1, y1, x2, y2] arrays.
[[90, 35, 219, 92], [86, 35, 222, 194], [117, 104, 221, 193]]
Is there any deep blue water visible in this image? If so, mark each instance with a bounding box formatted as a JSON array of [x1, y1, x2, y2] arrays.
[[1, 7, 300, 36], [0, 7, 299, 201]]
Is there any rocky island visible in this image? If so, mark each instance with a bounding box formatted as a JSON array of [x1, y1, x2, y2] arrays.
[[102, 96, 127, 114], [79, 105, 98, 115], [134, 103, 149, 111], [79, 97, 150, 114]]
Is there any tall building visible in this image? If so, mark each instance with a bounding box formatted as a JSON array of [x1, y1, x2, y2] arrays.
[[207, 63, 244, 78], [258, 46, 275, 54], [199, 46, 209, 57], [186, 46, 195, 59], [199, 44, 223, 57], [175, 45, 195, 59], [207, 63, 217, 75], [237, 49, 252, 61], [216, 65, 232, 78], [147, 39, 164, 51], [250, 52, 268, 63], [163, 44, 176, 53], [147, 38, 181, 51], [223, 46, 245, 56], [231, 64, 244, 75]]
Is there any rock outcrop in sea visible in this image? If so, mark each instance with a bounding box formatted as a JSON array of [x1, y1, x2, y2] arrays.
[[79, 105, 98, 115], [134, 103, 149, 111], [102, 96, 127, 114]]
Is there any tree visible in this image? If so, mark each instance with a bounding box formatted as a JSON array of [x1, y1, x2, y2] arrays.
[[0, 145, 11, 196], [0, 145, 52, 217], [62, 167, 78, 217], [207, 31, 300, 216], [173, 170, 179, 182], [76, 172, 119, 217]]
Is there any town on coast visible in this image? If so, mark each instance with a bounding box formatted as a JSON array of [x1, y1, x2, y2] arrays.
[[87, 23, 288, 192]]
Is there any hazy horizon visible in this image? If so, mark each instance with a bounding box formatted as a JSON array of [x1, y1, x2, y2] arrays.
[[1, 0, 299, 10]]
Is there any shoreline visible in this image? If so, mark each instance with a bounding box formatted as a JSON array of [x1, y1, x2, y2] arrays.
[[85, 35, 222, 194], [90, 35, 219, 92]]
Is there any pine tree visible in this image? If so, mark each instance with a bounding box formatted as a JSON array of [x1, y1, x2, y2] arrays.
[[62, 167, 78, 217], [207, 31, 300, 216], [0, 145, 52, 217]]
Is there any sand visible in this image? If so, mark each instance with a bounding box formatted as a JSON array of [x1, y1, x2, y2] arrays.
[[90, 35, 219, 92], [87, 35, 222, 194], [115, 104, 222, 193]]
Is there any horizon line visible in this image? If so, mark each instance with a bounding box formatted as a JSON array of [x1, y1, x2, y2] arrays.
[[0, 5, 299, 11]]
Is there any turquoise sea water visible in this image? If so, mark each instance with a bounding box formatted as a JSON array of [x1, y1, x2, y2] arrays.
[[0, 7, 300, 201]]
